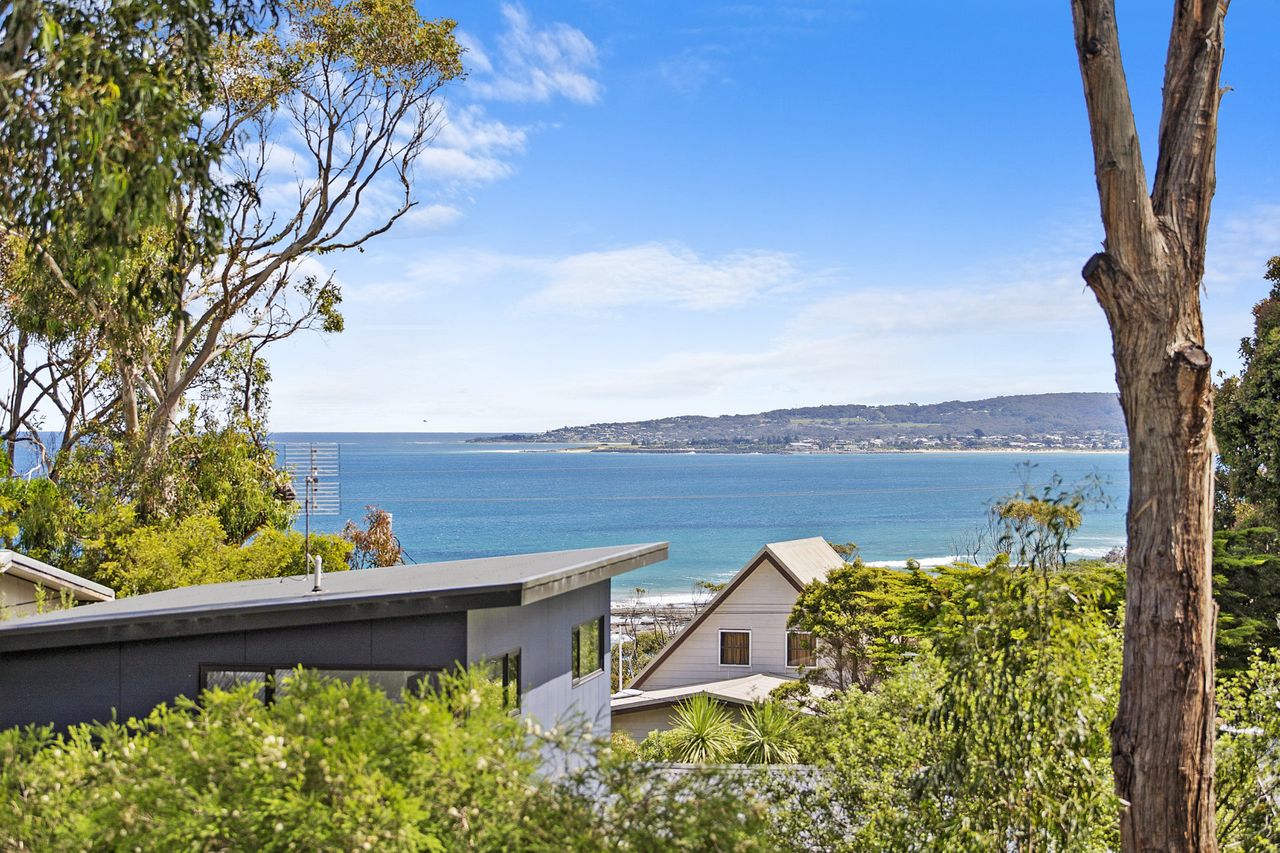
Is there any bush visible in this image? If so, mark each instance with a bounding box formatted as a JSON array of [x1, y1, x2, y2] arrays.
[[1217, 652, 1280, 849], [0, 670, 796, 851]]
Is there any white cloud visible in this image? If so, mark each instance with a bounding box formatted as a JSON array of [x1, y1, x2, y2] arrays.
[[550, 276, 1112, 409], [1204, 203, 1280, 291], [455, 30, 493, 75], [657, 48, 728, 96], [467, 4, 602, 105], [417, 103, 527, 185], [532, 243, 803, 311], [403, 204, 464, 230]]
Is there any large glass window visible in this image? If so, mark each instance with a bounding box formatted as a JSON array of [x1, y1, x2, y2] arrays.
[[786, 631, 817, 668], [572, 616, 604, 680], [719, 630, 751, 666], [201, 666, 437, 704]]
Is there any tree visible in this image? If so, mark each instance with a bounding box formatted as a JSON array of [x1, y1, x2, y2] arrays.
[[666, 693, 741, 764], [0, 0, 260, 306], [342, 506, 404, 569], [789, 560, 934, 691], [1214, 256, 1280, 527], [1070, 2, 1229, 846], [1211, 526, 1280, 677], [0, 0, 463, 479]]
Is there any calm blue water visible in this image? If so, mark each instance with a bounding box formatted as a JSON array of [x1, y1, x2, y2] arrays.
[[273, 433, 1129, 600]]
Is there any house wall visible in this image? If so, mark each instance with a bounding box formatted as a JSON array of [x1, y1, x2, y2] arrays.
[[467, 579, 613, 736], [636, 558, 803, 690], [0, 611, 468, 730], [613, 702, 752, 742], [0, 574, 40, 617]]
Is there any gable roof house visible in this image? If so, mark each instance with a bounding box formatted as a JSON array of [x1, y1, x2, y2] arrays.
[[0, 543, 666, 736], [611, 537, 843, 740], [0, 550, 114, 618]]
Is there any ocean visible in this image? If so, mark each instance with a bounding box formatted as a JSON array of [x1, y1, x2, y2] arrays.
[[273, 433, 1129, 601]]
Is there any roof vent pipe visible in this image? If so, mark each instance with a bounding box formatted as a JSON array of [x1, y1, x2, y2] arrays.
[[311, 554, 324, 593]]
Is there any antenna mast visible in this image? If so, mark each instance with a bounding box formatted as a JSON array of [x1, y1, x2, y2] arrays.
[[282, 442, 340, 591]]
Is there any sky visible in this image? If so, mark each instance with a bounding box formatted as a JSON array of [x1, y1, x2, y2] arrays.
[[267, 1, 1280, 432]]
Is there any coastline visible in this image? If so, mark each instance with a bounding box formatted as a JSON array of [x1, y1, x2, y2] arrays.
[[543, 445, 1129, 456]]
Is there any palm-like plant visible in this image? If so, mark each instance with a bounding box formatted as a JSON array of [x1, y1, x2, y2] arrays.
[[737, 701, 801, 765], [668, 693, 740, 763]]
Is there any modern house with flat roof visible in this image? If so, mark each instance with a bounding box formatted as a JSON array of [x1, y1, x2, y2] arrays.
[[0, 542, 667, 733], [612, 537, 842, 739], [0, 550, 114, 618]]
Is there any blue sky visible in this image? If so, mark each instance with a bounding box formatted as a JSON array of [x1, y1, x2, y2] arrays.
[[269, 1, 1280, 432]]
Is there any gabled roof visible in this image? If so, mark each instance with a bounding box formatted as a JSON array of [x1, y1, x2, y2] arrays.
[[0, 550, 114, 603], [629, 537, 843, 689], [0, 542, 667, 653], [760, 537, 845, 587]]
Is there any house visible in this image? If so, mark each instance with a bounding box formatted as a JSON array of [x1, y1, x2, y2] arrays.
[[0, 542, 667, 733], [0, 550, 114, 618], [612, 537, 843, 739]]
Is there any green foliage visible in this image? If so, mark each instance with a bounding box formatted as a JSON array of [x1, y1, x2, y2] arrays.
[[0, 0, 261, 306], [1216, 652, 1280, 849], [784, 656, 944, 849], [93, 515, 351, 596], [914, 567, 1123, 851], [1216, 256, 1280, 527], [1214, 527, 1280, 677], [789, 559, 968, 690], [788, 558, 1125, 850], [737, 701, 802, 765], [667, 693, 741, 764], [0, 670, 789, 851]]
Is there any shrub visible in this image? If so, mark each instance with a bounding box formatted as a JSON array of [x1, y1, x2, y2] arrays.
[[737, 702, 801, 765], [0, 670, 798, 851], [667, 693, 741, 764]]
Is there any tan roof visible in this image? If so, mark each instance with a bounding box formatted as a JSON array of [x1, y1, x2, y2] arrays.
[[760, 537, 844, 587], [612, 673, 806, 712]]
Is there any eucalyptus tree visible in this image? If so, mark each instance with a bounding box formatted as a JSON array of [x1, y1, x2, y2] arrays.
[[1069, 1, 1230, 847], [0, 0, 261, 305], [0, 0, 463, 486]]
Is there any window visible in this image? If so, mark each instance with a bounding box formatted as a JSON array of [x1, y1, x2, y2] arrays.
[[485, 649, 522, 710], [572, 616, 604, 681], [719, 630, 751, 666], [200, 666, 437, 704], [786, 631, 817, 668]]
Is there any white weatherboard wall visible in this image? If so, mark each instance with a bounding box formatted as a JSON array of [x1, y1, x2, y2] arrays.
[[637, 557, 801, 690], [0, 573, 41, 617]]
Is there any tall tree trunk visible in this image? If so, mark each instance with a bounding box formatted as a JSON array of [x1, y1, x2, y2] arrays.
[[1069, 1, 1228, 849]]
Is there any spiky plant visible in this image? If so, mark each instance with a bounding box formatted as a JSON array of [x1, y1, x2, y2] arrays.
[[737, 701, 801, 765], [668, 693, 740, 764]]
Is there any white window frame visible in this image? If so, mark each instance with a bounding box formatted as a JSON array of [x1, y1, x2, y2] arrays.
[[785, 630, 816, 669], [718, 628, 752, 667]]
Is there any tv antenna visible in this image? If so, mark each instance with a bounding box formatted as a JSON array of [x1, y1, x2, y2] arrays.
[[281, 442, 340, 592]]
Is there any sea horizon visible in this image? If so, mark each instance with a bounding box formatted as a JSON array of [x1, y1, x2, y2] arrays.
[[272, 432, 1130, 600]]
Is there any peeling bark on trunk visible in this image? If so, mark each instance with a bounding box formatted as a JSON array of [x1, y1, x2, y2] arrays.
[[1069, 1, 1228, 849]]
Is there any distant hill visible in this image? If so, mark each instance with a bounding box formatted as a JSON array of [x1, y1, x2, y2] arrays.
[[476, 393, 1127, 452]]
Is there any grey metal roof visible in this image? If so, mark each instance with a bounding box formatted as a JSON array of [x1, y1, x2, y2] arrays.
[[0, 542, 667, 653]]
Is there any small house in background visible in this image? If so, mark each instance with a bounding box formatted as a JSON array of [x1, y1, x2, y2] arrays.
[[0, 550, 114, 618], [612, 537, 843, 740], [0, 543, 667, 734]]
